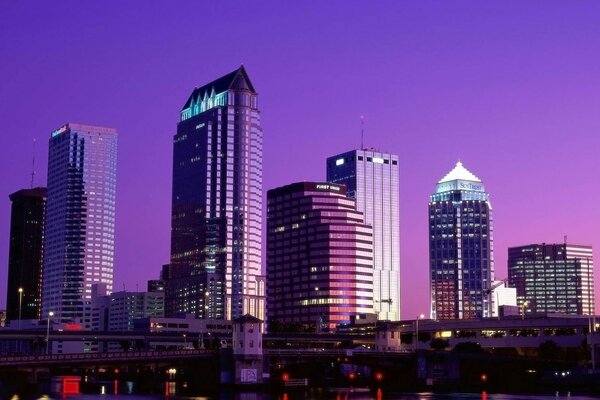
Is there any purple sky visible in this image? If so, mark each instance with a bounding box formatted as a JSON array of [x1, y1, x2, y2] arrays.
[[1, 1, 599, 317]]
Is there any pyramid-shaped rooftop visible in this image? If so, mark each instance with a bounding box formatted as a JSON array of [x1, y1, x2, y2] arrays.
[[438, 161, 481, 183], [181, 65, 255, 111]]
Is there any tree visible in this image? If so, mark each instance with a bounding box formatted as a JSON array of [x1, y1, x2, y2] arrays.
[[453, 341, 484, 354], [538, 340, 560, 360], [430, 338, 450, 351]]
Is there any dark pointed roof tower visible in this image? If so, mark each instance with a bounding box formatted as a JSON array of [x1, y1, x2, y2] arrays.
[[181, 66, 256, 111], [169, 66, 264, 321]]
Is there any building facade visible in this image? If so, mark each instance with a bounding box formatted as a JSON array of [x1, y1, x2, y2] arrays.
[[42, 123, 118, 326], [326, 149, 400, 321], [167, 66, 263, 321], [6, 187, 47, 321], [429, 161, 494, 320], [267, 182, 373, 330], [508, 243, 595, 315], [91, 285, 165, 332]]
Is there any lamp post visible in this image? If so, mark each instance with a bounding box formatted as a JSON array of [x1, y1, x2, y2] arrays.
[[521, 300, 529, 320], [204, 290, 210, 319], [17, 288, 23, 328], [17, 288, 24, 353], [46, 311, 54, 355], [415, 314, 425, 351]]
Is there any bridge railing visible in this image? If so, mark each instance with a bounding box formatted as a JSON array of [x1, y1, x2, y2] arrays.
[[0, 348, 214, 365]]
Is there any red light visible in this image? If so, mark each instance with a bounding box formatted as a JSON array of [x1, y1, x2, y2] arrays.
[[375, 372, 383, 381], [348, 372, 356, 380], [282, 373, 289, 382], [480, 373, 487, 382]]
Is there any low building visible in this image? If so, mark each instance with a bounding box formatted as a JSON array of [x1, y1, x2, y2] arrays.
[[491, 281, 517, 317], [133, 315, 232, 349], [376, 314, 597, 353], [91, 284, 165, 332]]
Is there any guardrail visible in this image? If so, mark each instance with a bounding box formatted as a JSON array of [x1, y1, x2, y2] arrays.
[[0, 349, 215, 367]]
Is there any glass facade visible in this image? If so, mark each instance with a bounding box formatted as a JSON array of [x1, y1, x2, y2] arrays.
[[6, 187, 47, 321], [167, 66, 263, 321], [429, 162, 494, 320], [508, 243, 595, 315], [267, 182, 373, 330], [326, 150, 400, 321], [42, 123, 118, 326]]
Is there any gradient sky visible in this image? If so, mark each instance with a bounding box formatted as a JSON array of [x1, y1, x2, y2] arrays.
[[1, 1, 599, 318]]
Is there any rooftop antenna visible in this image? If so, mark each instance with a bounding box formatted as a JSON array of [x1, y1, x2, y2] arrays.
[[30, 138, 36, 188], [360, 115, 365, 150], [564, 235, 567, 245]]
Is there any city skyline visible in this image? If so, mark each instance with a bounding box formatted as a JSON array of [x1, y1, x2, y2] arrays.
[[1, 2, 599, 318]]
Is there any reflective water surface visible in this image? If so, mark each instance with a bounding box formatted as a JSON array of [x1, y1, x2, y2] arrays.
[[23, 390, 600, 400]]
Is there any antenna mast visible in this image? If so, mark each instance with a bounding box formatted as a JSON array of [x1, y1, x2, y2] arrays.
[[360, 115, 365, 150], [30, 138, 36, 188]]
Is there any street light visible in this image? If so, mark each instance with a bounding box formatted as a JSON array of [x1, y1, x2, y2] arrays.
[[46, 311, 54, 355], [415, 314, 425, 351], [17, 288, 23, 329], [204, 290, 210, 319], [521, 301, 529, 320], [17, 288, 24, 354]]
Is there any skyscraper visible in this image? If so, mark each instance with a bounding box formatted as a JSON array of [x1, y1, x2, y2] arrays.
[[42, 123, 117, 325], [167, 66, 263, 321], [267, 182, 373, 329], [429, 161, 494, 320], [508, 243, 594, 315], [6, 187, 47, 321], [327, 149, 400, 321]]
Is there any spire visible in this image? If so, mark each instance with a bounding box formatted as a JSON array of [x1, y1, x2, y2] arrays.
[[438, 161, 481, 183]]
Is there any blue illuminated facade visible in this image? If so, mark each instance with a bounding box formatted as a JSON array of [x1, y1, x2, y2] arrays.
[[429, 161, 494, 320]]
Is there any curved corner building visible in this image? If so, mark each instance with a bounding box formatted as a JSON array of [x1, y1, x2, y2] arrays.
[[267, 182, 373, 330], [429, 161, 494, 320]]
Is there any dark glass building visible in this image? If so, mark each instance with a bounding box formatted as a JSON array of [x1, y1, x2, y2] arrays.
[[42, 123, 118, 325], [6, 187, 47, 321], [508, 243, 594, 315], [327, 149, 400, 321], [167, 66, 263, 321], [267, 182, 373, 330], [429, 162, 494, 320]]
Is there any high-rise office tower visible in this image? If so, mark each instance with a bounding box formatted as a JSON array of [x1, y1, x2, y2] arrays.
[[267, 182, 373, 329], [327, 150, 400, 321], [508, 243, 594, 315], [6, 187, 47, 321], [167, 66, 263, 320], [42, 123, 117, 325], [429, 161, 494, 320]]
